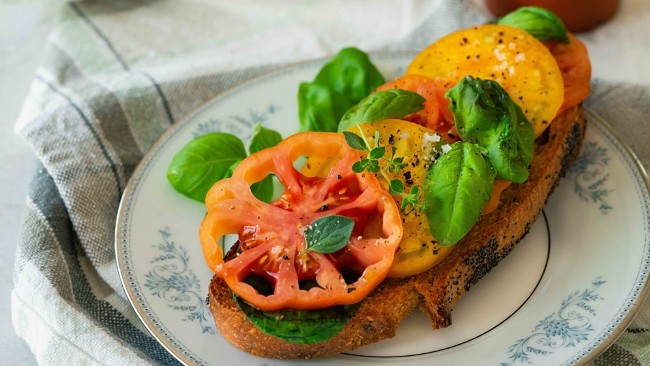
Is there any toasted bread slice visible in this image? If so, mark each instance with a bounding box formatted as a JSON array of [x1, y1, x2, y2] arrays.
[[208, 104, 587, 359]]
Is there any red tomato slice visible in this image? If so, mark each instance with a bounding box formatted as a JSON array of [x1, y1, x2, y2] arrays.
[[545, 33, 592, 113], [199, 132, 403, 311]]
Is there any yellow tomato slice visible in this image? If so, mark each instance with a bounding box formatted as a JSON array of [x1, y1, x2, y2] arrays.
[[303, 119, 452, 278], [303, 119, 516, 277], [406, 24, 564, 137], [357, 120, 453, 278]]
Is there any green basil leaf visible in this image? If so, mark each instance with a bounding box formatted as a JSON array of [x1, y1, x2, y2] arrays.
[[446, 76, 534, 183], [249, 123, 283, 154], [167, 133, 247, 201], [247, 124, 282, 203], [298, 47, 385, 132], [298, 82, 341, 132], [304, 215, 355, 254], [424, 142, 495, 246], [337, 89, 426, 132], [495, 6, 569, 43], [313, 47, 385, 103], [485, 118, 534, 183], [343, 131, 368, 151], [235, 295, 359, 344]]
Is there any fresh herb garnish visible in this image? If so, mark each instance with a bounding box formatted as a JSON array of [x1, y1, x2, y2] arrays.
[[338, 74, 534, 245], [390, 182, 423, 215], [423, 142, 496, 246], [343, 129, 421, 213], [336, 85, 430, 213], [298, 48, 385, 132], [446, 76, 535, 183], [343, 130, 368, 152], [421, 76, 535, 246], [166, 123, 282, 202], [303, 215, 355, 255], [494, 6, 569, 43]]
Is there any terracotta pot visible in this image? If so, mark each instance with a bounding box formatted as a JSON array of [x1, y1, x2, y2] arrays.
[[484, 0, 620, 33]]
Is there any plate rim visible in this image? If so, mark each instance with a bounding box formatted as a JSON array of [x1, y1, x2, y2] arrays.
[[570, 108, 650, 366], [114, 54, 650, 366]]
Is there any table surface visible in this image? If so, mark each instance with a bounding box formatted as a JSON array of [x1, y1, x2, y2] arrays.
[[2, 1, 649, 365]]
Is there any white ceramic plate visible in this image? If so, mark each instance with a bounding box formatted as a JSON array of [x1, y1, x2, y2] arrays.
[[116, 54, 650, 366]]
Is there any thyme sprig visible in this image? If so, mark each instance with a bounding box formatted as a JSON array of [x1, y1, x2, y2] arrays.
[[343, 128, 423, 214]]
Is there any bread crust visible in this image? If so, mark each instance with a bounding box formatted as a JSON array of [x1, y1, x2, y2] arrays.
[[208, 105, 587, 359]]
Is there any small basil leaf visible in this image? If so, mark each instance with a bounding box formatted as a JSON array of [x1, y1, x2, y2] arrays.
[[304, 215, 355, 254], [167, 133, 247, 201], [298, 48, 385, 132], [234, 295, 359, 344], [343, 131, 368, 151], [495, 6, 569, 43], [446, 76, 534, 183], [249, 123, 283, 154], [337, 89, 426, 132], [424, 142, 495, 246]]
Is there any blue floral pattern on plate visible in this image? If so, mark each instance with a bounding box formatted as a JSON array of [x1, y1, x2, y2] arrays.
[[501, 278, 606, 365], [192, 104, 280, 138], [144, 227, 215, 335], [568, 141, 613, 214]]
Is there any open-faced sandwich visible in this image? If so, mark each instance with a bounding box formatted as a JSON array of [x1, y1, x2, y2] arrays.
[[168, 6, 592, 359]]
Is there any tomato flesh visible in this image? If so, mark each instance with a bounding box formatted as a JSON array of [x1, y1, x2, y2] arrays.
[[199, 132, 402, 311]]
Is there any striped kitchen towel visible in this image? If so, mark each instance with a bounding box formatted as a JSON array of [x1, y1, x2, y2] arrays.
[[11, 0, 650, 365]]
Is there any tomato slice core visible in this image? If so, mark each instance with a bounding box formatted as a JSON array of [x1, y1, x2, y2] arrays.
[[199, 132, 402, 311]]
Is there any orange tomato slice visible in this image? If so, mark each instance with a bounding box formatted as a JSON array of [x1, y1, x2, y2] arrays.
[[406, 24, 564, 137], [545, 33, 592, 113]]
